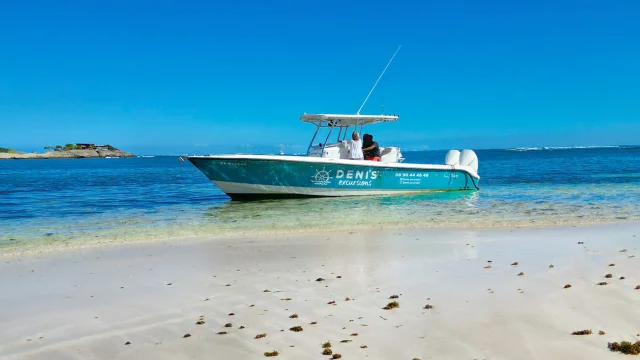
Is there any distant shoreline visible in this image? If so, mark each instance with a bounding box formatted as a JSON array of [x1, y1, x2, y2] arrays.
[[0, 149, 135, 160]]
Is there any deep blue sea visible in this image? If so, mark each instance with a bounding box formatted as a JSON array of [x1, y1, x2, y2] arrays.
[[1, 147, 639, 250]]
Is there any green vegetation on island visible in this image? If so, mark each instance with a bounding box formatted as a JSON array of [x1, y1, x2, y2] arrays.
[[0, 147, 24, 154], [43, 144, 119, 152]]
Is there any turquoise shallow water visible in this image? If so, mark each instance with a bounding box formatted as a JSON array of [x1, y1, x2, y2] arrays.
[[1, 147, 639, 250]]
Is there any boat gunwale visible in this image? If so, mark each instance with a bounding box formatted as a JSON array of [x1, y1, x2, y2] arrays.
[[187, 154, 480, 179]]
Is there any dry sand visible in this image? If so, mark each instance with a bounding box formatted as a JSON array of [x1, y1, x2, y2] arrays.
[[1, 224, 639, 359]]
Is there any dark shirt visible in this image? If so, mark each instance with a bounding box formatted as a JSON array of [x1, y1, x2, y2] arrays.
[[363, 141, 381, 158]]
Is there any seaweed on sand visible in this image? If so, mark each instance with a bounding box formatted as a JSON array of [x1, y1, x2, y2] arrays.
[[264, 351, 279, 357], [332, 354, 342, 359], [322, 348, 333, 355], [564, 284, 572, 289], [571, 330, 592, 335], [383, 301, 399, 310], [289, 314, 298, 319], [289, 326, 303, 332], [608, 341, 640, 355], [322, 341, 331, 348]]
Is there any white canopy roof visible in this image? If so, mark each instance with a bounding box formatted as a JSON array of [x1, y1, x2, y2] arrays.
[[300, 113, 399, 126]]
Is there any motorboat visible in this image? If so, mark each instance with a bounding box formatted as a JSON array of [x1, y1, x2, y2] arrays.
[[187, 113, 479, 200]]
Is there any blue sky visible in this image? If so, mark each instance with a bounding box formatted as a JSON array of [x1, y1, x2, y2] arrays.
[[1, 0, 638, 154]]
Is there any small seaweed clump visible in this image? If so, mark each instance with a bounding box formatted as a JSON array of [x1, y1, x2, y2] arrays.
[[360, 345, 368, 348], [597, 282, 608, 286], [289, 326, 303, 332], [264, 350, 279, 357], [605, 274, 613, 278], [316, 278, 325, 282], [224, 323, 232, 328], [517, 272, 524, 276], [310, 321, 317, 325], [255, 333, 267, 339], [424, 304, 434, 310], [183, 333, 192, 338], [389, 295, 399, 299], [322, 341, 331, 348], [328, 301, 336, 305], [383, 301, 400, 310], [322, 348, 333, 355], [608, 341, 640, 355], [350, 333, 358, 336], [564, 284, 572, 289], [511, 262, 519, 266], [216, 331, 227, 335], [635, 285, 640, 290], [571, 329, 592, 335], [340, 340, 352, 343], [599, 331, 606, 335], [289, 314, 298, 319], [332, 354, 342, 359]]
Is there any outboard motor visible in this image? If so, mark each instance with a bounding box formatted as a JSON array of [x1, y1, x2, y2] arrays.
[[459, 149, 479, 173], [445, 150, 461, 166]]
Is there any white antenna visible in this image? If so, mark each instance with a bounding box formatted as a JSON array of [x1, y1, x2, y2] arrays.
[[356, 45, 401, 115]]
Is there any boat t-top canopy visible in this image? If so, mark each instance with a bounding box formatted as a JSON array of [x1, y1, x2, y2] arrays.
[[300, 113, 399, 127]]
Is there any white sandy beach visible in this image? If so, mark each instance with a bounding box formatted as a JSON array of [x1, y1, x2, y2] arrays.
[[1, 224, 639, 359]]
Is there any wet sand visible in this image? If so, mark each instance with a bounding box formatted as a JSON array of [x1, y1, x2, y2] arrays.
[[1, 224, 639, 359]]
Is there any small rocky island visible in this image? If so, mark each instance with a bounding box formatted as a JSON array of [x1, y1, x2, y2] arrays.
[[0, 144, 136, 160]]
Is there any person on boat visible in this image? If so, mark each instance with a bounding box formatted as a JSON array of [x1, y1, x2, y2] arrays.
[[362, 134, 381, 161], [346, 131, 363, 160]]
